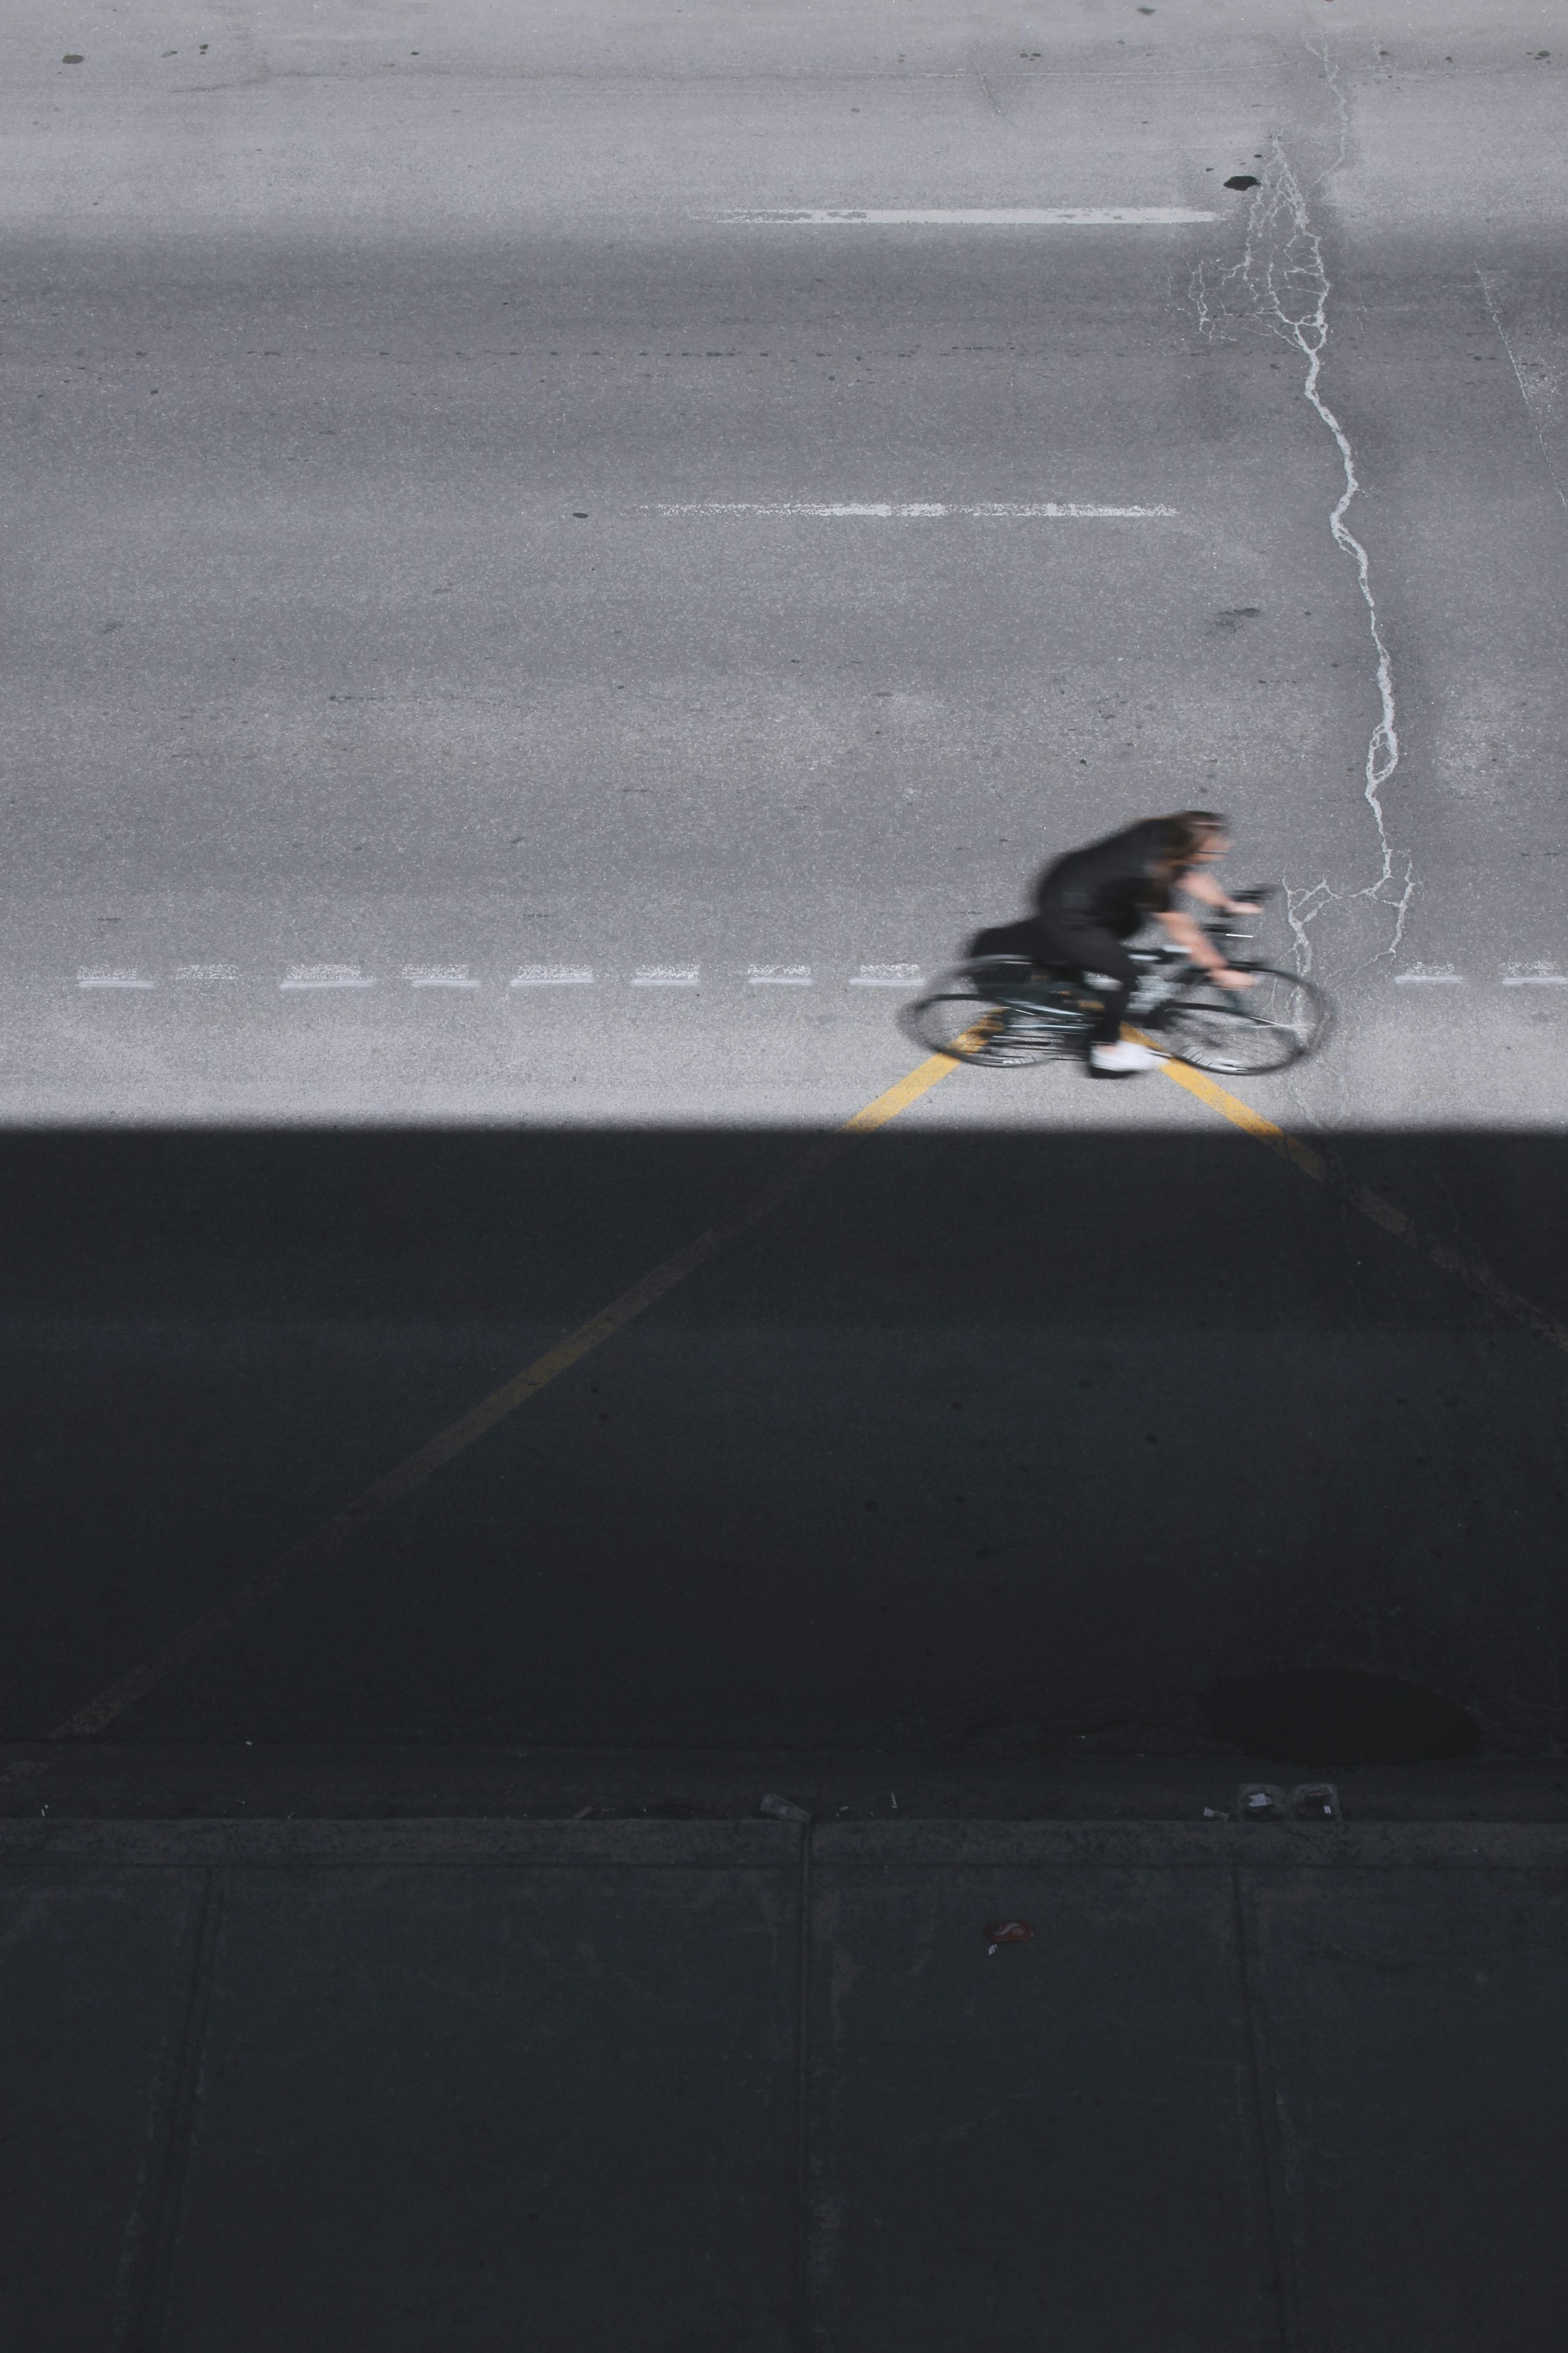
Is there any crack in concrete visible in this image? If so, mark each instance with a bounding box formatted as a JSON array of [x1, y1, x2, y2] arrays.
[[1193, 144, 1412, 977], [1477, 269, 1568, 514], [1304, 27, 1352, 185], [970, 49, 1009, 123]]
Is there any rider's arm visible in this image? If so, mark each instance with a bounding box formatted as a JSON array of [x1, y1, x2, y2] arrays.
[[1177, 866, 1255, 916], [1153, 905, 1232, 976], [1153, 899, 1258, 990]]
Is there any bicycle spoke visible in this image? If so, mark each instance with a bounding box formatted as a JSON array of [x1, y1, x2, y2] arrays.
[[1158, 968, 1329, 1074], [902, 986, 1082, 1068]]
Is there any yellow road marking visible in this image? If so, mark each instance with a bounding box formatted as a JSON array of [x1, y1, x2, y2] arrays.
[[50, 1046, 974, 1741], [842, 1045, 980, 1130], [1142, 1036, 1568, 1359], [1145, 1046, 1328, 1181]]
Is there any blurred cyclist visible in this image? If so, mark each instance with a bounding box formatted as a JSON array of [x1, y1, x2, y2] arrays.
[[971, 811, 1260, 1077]]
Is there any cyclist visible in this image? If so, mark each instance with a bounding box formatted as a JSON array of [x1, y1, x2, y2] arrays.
[[972, 812, 1260, 1076]]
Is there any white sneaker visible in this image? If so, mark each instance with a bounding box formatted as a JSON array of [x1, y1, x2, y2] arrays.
[[1089, 1039, 1165, 1074]]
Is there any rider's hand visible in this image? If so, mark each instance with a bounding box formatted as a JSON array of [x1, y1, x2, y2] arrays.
[[1210, 966, 1257, 990], [1226, 900, 1262, 915]]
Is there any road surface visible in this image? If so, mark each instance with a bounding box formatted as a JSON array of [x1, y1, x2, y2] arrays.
[[1, 0, 1563, 1127]]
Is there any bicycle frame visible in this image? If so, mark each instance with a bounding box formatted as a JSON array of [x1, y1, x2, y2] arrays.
[[988, 942, 1200, 1034]]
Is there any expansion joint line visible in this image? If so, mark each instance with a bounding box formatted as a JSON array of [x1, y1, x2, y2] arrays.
[[1193, 142, 1411, 974]]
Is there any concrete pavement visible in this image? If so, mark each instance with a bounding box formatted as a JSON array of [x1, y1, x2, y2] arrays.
[[3, 1812, 1566, 2352]]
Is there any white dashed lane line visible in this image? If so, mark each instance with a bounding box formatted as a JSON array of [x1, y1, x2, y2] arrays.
[[706, 208, 1220, 228], [652, 502, 1178, 519], [278, 965, 376, 992], [61, 964, 1568, 996]]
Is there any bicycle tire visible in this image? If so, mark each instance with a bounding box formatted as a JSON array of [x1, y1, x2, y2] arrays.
[[902, 990, 1077, 1068], [1154, 966, 1331, 1075]]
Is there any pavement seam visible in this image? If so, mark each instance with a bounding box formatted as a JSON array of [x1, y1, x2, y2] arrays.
[[1232, 1866, 1304, 2353], [112, 1869, 223, 2353]]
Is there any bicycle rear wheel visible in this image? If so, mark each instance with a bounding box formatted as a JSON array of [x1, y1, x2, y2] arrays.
[[903, 988, 1081, 1068], [1156, 967, 1331, 1075]]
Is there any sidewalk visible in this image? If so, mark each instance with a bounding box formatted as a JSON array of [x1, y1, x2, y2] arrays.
[[4, 1815, 1565, 2352]]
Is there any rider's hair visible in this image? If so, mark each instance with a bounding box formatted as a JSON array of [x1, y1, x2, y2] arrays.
[[1156, 810, 1229, 877]]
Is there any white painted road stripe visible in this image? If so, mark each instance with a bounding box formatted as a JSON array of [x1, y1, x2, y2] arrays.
[[280, 965, 376, 990], [710, 208, 1219, 228], [654, 501, 1176, 519], [59, 962, 1568, 995]]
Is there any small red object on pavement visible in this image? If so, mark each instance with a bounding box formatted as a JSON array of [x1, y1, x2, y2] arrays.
[[984, 1919, 1033, 1951]]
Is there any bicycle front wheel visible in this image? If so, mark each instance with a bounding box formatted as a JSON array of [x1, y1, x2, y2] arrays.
[[1156, 967, 1331, 1075]]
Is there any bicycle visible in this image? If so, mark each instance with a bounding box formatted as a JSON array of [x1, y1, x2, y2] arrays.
[[902, 889, 1331, 1076]]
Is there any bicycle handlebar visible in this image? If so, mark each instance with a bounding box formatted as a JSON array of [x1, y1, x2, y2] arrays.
[[1204, 884, 1277, 940]]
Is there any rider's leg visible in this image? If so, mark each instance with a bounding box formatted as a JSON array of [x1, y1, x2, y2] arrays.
[[1028, 921, 1161, 1072], [1028, 920, 1135, 1039]]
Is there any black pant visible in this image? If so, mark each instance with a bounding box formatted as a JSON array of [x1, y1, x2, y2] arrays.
[[1026, 914, 1137, 1046]]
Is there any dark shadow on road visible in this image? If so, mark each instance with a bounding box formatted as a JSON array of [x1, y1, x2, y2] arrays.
[[1, 1124, 1564, 1758]]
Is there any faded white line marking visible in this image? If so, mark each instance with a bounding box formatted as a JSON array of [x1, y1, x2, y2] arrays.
[[747, 966, 812, 986], [405, 966, 480, 989], [654, 501, 1176, 519], [709, 208, 1219, 227], [851, 965, 925, 987], [174, 963, 239, 984], [280, 965, 376, 991], [509, 966, 596, 987], [77, 970, 155, 990], [1394, 970, 1464, 986], [632, 966, 700, 988], [1503, 967, 1568, 987]]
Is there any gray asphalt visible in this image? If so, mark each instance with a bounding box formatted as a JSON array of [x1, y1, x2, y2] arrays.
[[1, 0, 1564, 1124]]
